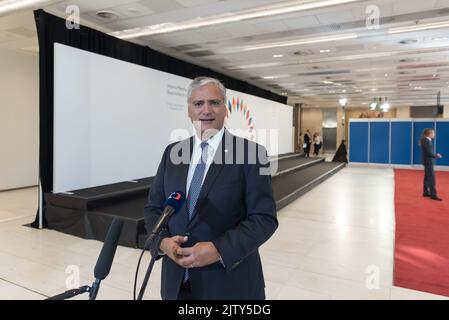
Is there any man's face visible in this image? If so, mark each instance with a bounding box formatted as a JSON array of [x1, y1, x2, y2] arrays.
[[428, 130, 435, 139], [188, 83, 227, 138]]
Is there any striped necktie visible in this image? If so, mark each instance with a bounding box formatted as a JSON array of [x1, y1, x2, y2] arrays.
[[187, 141, 209, 219], [184, 141, 209, 282]]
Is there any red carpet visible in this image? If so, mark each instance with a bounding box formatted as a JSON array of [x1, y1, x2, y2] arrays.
[[394, 169, 449, 297]]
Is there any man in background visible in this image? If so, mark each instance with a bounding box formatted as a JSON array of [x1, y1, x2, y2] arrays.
[[420, 128, 443, 201]]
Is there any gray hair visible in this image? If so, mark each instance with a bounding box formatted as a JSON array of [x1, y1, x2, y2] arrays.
[[187, 77, 226, 103]]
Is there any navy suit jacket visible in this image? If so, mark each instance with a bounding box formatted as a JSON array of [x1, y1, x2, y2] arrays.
[[143, 129, 278, 300], [420, 137, 437, 166]]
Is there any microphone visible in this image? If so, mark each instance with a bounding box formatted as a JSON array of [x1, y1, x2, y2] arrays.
[[135, 191, 185, 300], [89, 218, 124, 300], [144, 191, 186, 248], [46, 218, 124, 300]]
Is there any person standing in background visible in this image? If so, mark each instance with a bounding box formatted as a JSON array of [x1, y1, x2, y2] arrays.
[[420, 128, 443, 201], [303, 130, 312, 157], [313, 132, 323, 156]]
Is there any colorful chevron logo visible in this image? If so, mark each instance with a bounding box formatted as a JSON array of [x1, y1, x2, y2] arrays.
[[227, 97, 254, 133]]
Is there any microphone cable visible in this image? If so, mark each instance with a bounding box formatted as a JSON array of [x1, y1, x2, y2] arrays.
[[133, 230, 163, 300]]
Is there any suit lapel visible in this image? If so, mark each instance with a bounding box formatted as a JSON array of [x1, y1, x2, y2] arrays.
[[177, 137, 193, 193], [174, 137, 193, 228]]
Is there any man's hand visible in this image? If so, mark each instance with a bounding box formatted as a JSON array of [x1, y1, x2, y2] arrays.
[[176, 242, 221, 268], [159, 235, 188, 265], [437, 153, 443, 158]]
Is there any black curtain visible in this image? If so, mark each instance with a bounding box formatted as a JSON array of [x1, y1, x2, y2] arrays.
[[332, 140, 348, 163], [31, 9, 287, 227]]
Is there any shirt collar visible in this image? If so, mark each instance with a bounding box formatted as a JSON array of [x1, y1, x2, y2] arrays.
[[426, 136, 432, 141], [193, 126, 225, 151]]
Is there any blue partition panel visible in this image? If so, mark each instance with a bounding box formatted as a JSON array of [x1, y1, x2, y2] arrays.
[[436, 121, 449, 166], [413, 121, 435, 164], [390, 121, 412, 165], [349, 122, 369, 163], [369, 122, 390, 164]]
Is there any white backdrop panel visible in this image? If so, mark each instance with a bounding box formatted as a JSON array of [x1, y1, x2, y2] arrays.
[[53, 43, 293, 193]]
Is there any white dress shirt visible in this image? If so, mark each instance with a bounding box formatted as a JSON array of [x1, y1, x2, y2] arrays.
[[186, 127, 225, 196], [185, 127, 226, 266]]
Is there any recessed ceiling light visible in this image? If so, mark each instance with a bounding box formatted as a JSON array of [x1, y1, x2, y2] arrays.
[[96, 10, 120, 20], [371, 88, 377, 91], [320, 49, 331, 53], [342, 89, 346, 93], [384, 73, 388, 77], [272, 54, 283, 58]]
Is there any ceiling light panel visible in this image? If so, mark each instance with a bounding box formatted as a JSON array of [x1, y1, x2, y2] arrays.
[[111, 0, 363, 39]]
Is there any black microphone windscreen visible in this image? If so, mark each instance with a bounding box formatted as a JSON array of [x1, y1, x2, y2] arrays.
[[94, 218, 124, 280]]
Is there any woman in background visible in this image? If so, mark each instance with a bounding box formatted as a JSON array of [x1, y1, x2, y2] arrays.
[[313, 132, 323, 156], [303, 130, 312, 157]]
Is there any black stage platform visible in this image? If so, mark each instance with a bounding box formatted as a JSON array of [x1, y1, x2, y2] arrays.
[[272, 155, 323, 175], [273, 162, 345, 209], [45, 153, 345, 248]]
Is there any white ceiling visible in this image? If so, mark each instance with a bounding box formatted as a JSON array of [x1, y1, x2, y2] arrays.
[[1, 0, 449, 108]]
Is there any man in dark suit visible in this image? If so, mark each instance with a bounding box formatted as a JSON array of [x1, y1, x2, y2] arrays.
[[420, 128, 443, 201], [144, 77, 278, 300]]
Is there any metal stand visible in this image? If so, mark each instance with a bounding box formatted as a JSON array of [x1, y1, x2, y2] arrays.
[[136, 233, 163, 300]]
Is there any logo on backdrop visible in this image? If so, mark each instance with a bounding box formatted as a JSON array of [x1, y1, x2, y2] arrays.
[[226, 97, 256, 142]]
